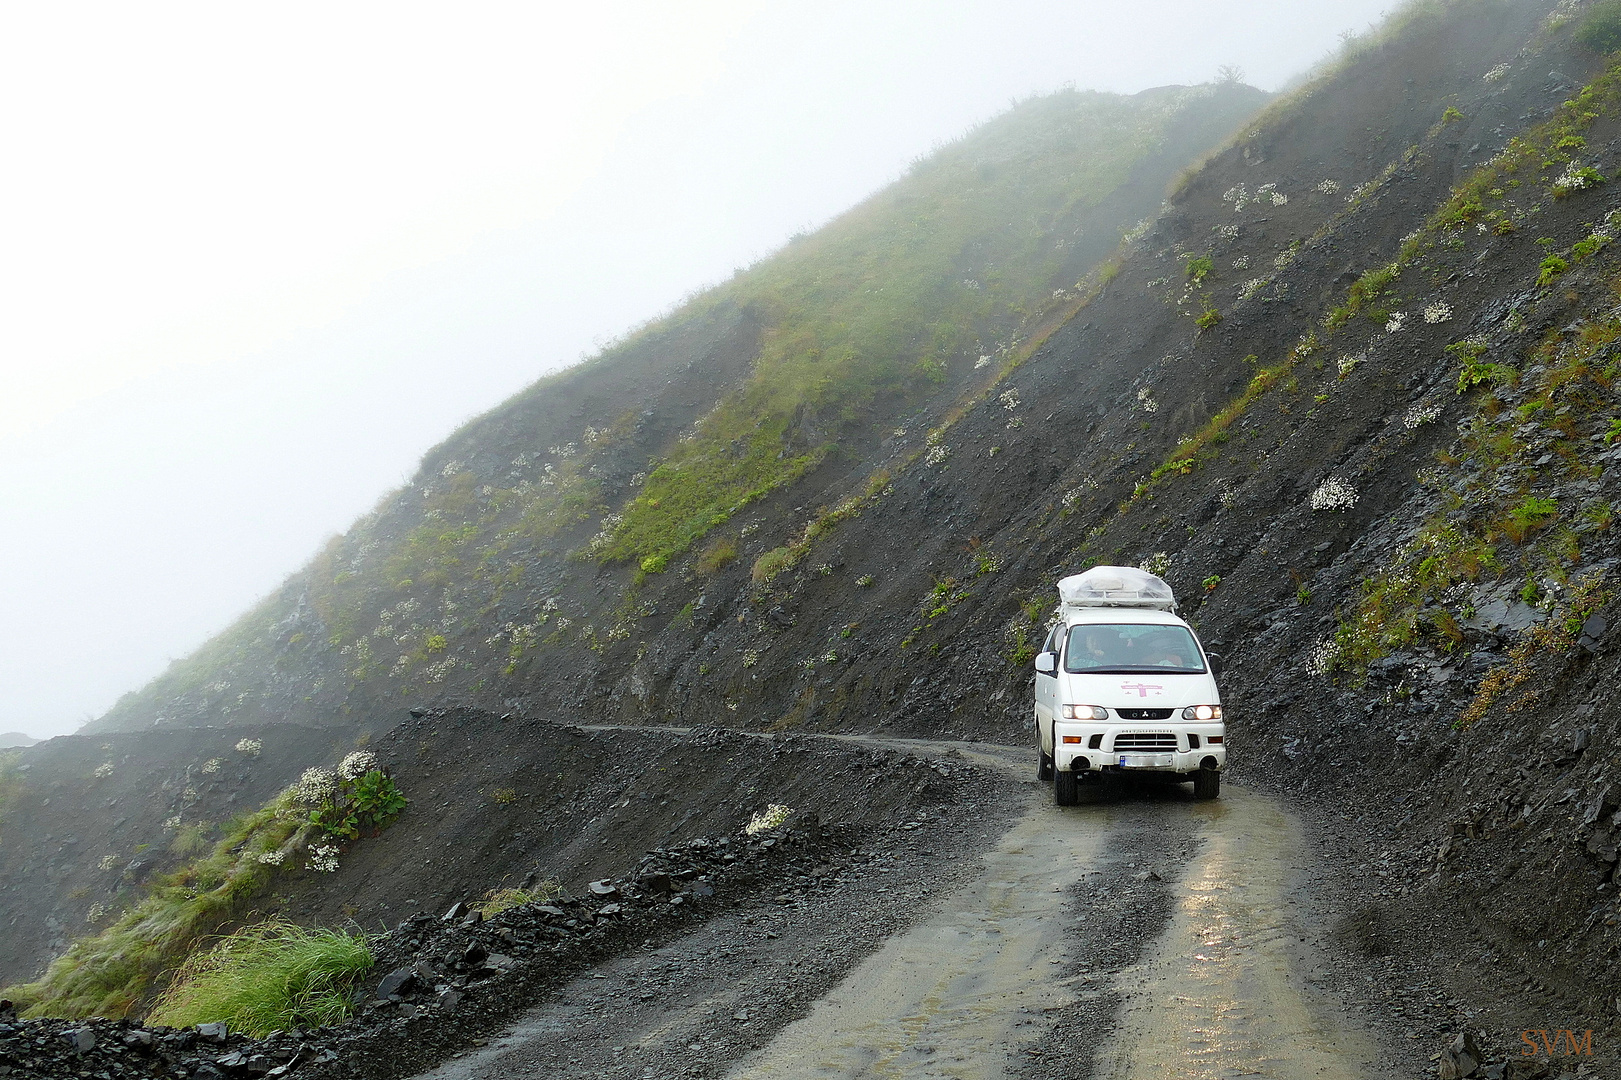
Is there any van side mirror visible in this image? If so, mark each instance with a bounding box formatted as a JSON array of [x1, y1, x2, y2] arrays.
[[1034, 652, 1056, 674], [1207, 652, 1224, 677]]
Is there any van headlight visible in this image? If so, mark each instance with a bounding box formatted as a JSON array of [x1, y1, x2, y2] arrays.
[[1061, 704, 1108, 720], [1181, 704, 1222, 721]]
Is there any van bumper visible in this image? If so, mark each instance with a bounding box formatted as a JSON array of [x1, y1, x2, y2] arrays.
[[1052, 723, 1225, 775]]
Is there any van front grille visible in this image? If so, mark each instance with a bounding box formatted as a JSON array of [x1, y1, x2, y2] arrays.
[[1115, 708, 1173, 721], [1112, 732, 1178, 752]]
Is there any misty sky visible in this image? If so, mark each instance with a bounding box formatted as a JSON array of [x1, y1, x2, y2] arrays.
[[0, 0, 1396, 739]]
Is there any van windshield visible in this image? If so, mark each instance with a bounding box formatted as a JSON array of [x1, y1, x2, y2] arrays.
[[1064, 623, 1206, 674]]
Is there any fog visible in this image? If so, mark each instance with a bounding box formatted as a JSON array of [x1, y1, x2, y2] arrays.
[[0, 0, 1394, 739]]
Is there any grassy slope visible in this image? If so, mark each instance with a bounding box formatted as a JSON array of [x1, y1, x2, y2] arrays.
[[90, 81, 1267, 732]]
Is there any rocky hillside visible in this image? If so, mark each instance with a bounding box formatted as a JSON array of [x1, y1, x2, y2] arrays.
[[82, 80, 1268, 734], [43, 0, 1621, 1025]]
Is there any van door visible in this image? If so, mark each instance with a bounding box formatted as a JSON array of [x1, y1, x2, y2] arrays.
[[1033, 621, 1062, 753]]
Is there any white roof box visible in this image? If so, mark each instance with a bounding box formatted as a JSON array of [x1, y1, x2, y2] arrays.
[[1058, 565, 1177, 612]]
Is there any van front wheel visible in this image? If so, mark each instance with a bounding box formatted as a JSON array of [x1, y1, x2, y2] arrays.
[[1193, 768, 1220, 800], [1054, 769, 1079, 806]]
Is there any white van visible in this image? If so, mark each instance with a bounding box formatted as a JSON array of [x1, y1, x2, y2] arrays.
[[1033, 566, 1225, 805]]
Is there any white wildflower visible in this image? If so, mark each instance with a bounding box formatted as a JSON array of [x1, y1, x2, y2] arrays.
[[1231, 256, 1250, 271], [85, 903, 107, 923], [1270, 191, 1288, 206], [1404, 401, 1442, 428], [1553, 161, 1601, 196], [1385, 312, 1408, 334], [1139, 552, 1172, 577], [306, 843, 341, 873], [1214, 224, 1239, 241], [924, 443, 951, 467], [1483, 63, 1512, 83], [1238, 277, 1268, 301], [1306, 637, 1342, 676], [1337, 350, 1367, 377], [975, 355, 993, 369], [962, 279, 981, 290], [745, 804, 793, 835], [440, 460, 463, 478], [1309, 477, 1360, 511], [1136, 387, 1159, 414], [257, 850, 287, 867], [162, 815, 181, 831], [292, 767, 338, 806], [339, 751, 378, 782], [1317, 179, 1341, 195], [1222, 184, 1249, 210], [742, 649, 759, 668], [200, 758, 222, 775], [1423, 302, 1453, 324], [99, 854, 120, 871], [93, 762, 114, 779], [234, 738, 262, 757], [999, 388, 1021, 411]]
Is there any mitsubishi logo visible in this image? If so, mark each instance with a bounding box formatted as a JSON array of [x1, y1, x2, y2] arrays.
[[1120, 682, 1164, 698]]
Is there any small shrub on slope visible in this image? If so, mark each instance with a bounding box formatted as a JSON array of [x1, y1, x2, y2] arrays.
[[1576, 1, 1621, 54]]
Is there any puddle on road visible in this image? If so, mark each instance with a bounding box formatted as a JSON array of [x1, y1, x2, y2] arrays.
[[1093, 788, 1380, 1080], [726, 788, 1108, 1080]]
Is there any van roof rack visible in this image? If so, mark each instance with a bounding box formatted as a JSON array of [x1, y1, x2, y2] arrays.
[[1057, 565, 1178, 613]]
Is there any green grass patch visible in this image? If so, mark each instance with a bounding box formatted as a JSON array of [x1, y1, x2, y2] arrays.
[[145, 920, 373, 1037], [1329, 521, 1500, 675]]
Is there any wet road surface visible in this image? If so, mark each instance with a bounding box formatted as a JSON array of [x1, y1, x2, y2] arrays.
[[412, 738, 1386, 1080]]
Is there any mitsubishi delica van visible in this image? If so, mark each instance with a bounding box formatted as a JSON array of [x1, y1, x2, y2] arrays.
[[1033, 566, 1225, 805]]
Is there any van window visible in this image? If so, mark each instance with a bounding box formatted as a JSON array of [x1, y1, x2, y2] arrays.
[[1064, 623, 1206, 674]]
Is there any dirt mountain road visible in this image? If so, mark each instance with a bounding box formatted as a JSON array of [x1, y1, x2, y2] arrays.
[[412, 738, 1395, 1080]]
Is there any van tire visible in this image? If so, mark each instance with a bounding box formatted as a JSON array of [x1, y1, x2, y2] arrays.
[[1193, 768, 1220, 800], [1054, 769, 1079, 806], [1037, 734, 1054, 782]]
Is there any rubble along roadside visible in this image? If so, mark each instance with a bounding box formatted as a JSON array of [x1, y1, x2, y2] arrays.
[[0, 752, 996, 1080]]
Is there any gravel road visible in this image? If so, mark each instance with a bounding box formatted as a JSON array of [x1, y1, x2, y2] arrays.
[[410, 738, 1414, 1080]]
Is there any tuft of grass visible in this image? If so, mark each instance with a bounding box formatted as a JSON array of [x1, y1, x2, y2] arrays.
[[694, 536, 739, 575], [146, 920, 373, 1037], [1498, 495, 1559, 544], [474, 881, 562, 918]]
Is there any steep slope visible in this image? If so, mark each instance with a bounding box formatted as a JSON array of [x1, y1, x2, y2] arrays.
[[84, 81, 1268, 734], [59, 0, 1621, 1030]]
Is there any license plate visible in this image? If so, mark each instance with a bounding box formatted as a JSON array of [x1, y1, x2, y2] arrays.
[[1118, 754, 1173, 768]]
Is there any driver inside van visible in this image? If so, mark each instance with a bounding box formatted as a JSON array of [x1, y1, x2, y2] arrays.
[[1078, 629, 1112, 662]]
